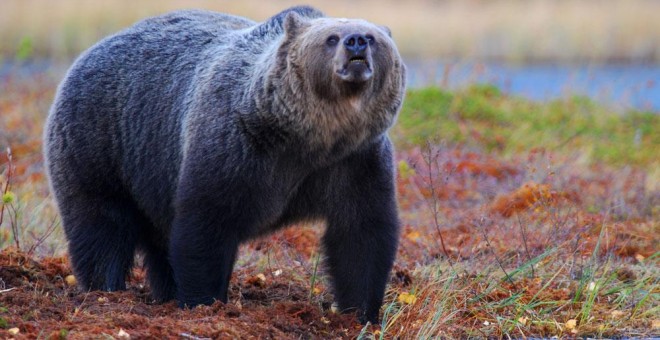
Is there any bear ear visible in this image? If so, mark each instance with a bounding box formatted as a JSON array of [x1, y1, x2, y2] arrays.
[[378, 25, 392, 38], [283, 12, 309, 38]]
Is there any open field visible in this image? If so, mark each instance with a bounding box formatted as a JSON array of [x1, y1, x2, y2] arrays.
[[0, 63, 658, 337], [2, 0, 660, 62]]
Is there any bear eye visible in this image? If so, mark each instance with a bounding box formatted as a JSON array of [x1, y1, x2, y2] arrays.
[[326, 35, 339, 46], [366, 35, 375, 45]]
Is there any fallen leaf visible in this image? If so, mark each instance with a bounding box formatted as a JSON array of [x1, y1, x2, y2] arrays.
[[8, 327, 19, 335], [565, 319, 577, 330], [246, 273, 267, 287], [65, 275, 76, 286], [610, 310, 625, 319], [587, 281, 596, 291], [397, 292, 417, 305], [405, 231, 421, 242], [117, 328, 130, 339]]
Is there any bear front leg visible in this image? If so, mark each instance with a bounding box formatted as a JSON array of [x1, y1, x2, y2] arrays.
[[323, 213, 398, 324], [322, 139, 400, 324]]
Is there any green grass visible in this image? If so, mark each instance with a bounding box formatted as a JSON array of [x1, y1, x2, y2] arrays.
[[364, 249, 659, 338], [394, 85, 659, 168]]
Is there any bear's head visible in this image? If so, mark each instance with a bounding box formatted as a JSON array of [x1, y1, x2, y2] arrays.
[[278, 12, 405, 102], [267, 11, 406, 154]]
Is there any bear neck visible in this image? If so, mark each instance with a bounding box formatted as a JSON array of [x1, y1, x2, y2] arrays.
[[266, 69, 394, 163]]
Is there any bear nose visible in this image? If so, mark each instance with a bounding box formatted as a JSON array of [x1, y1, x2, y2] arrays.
[[344, 34, 368, 53]]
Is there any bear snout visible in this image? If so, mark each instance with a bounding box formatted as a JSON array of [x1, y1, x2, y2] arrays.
[[343, 33, 370, 53], [336, 34, 374, 84]]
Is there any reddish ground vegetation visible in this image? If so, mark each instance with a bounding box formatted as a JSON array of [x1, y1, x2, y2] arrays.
[[396, 146, 657, 260], [1, 141, 656, 337], [1, 72, 658, 338], [0, 248, 366, 339]]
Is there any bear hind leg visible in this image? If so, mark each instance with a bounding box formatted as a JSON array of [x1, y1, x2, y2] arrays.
[[61, 197, 141, 292], [142, 243, 177, 302]]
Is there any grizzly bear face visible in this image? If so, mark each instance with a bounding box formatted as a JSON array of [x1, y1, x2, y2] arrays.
[[280, 13, 404, 101], [273, 12, 406, 153]]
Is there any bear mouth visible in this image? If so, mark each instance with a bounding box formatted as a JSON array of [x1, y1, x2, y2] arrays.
[[337, 56, 373, 83], [348, 56, 369, 66]]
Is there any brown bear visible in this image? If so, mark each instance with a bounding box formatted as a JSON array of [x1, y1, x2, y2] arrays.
[[44, 6, 406, 324]]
